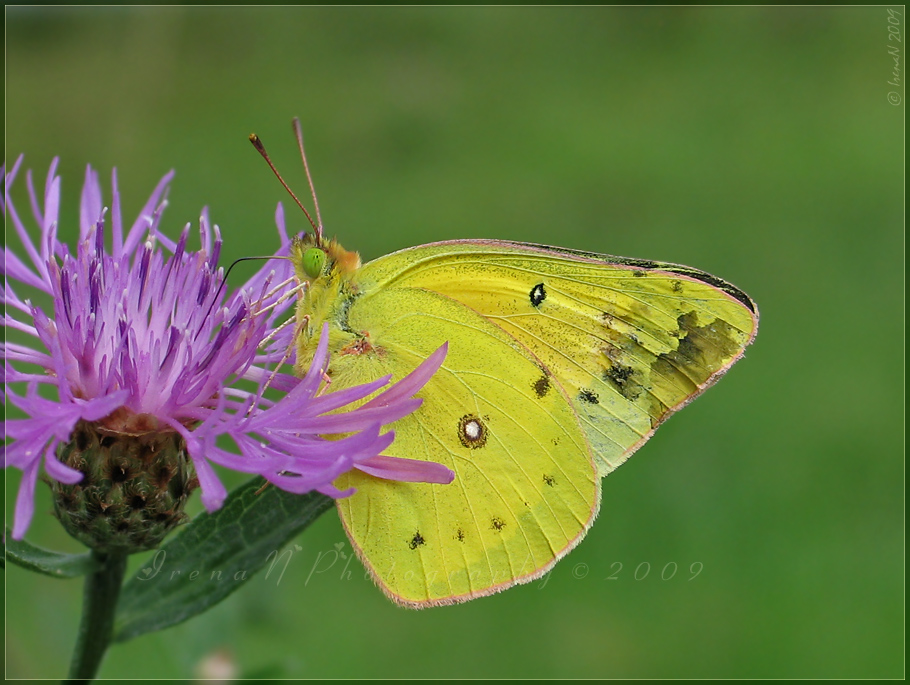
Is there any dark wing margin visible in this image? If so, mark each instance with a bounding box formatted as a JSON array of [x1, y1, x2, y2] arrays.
[[509, 241, 758, 315]]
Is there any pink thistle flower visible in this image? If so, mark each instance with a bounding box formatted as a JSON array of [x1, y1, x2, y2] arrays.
[[2, 157, 451, 548]]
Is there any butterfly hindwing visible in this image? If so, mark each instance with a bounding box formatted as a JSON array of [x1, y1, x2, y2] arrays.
[[356, 240, 759, 476], [329, 285, 600, 607]]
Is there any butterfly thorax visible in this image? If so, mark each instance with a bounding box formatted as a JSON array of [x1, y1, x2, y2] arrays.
[[291, 234, 365, 372]]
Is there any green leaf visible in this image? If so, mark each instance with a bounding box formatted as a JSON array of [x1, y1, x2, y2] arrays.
[[113, 477, 333, 642], [3, 530, 99, 578]]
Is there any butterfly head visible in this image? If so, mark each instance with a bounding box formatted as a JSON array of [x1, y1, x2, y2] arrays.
[[291, 233, 361, 285]]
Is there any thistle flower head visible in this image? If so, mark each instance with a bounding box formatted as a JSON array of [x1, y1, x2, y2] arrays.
[[3, 157, 451, 549]]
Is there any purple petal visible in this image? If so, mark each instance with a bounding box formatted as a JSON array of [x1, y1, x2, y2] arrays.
[[317, 483, 355, 498], [362, 343, 448, 409], [12, 459, 41, 539], [111, 168, 124, 255], [79, 165, 103, 239], [355, 455, 455, 484], [122, 170, 174, 256], [43, 452, 84, 485], [191, 452, 228, 512]]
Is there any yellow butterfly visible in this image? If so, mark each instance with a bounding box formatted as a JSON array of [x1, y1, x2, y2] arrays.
[[254, 123, 759, 608]]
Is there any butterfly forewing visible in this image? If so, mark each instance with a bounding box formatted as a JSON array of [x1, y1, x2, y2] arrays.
[[358, 240, 759, 477]]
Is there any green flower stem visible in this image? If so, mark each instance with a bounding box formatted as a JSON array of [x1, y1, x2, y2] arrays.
[[67, 550, 128, 682]]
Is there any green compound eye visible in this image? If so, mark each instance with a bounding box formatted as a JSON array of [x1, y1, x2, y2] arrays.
[[302, 247, 327, 279]]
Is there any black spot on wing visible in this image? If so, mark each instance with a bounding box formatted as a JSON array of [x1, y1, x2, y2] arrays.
[[604, 363, 642, 400], [633, 270, 647, 278], [543, 474, 557, 487], [455, 528, 465, 542], [529, 282, 546, 307], [458, 414, 488, 449], [578, 388, 600, 404], [408, 531, 426, 550], [663, 312, 742, 371], [647, 311, 746, 419], [491, 517, 506, 532], [532, 374, 550, 398]]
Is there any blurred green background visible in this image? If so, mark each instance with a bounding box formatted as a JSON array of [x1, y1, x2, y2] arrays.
[[4, 6, 903, 679]]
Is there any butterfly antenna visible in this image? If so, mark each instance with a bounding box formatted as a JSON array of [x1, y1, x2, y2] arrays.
[[249, 132, 321, 241], [292, 117, 324, 245], [195, 255, 292, 341]]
